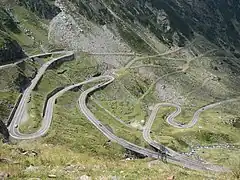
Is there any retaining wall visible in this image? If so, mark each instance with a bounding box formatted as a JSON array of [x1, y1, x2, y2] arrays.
[[7, 93, 23, 126], [42, 86, 66, 117]]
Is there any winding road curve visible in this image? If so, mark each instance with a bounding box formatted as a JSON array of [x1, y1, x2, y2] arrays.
[[8, 51, 74, 139], [78, 75, 226, 172], [0, 51, 68, 70], [158, 98, 240, 129], [6, 51, 231, 172]]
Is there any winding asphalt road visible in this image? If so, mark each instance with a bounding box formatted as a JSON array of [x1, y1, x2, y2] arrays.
[[0, 51, 68, 70], [150, 98, 240, 129], [6, 51, 231, 172], [9, 76, 115, 139], [142, 103, 230, 171], [78, 75, 227, 172], [142, 98, 240, 170], [8, 51, 74, 139]]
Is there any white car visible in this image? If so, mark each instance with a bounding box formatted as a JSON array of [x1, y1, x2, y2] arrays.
[[14, 124, 18, 128]]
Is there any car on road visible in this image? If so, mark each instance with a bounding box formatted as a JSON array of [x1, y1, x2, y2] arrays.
[[14, 124, 18, 128]]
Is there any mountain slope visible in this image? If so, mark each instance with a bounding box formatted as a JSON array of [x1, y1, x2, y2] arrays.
[[0, 8, 26, 65], [0, 0, 240, 179]]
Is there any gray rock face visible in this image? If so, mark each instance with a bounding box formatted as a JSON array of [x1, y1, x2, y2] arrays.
[[48, 10, 132, 67]]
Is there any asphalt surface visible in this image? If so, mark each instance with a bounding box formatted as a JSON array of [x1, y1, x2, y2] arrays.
[[142, 103, 229, 171], [160, 99, 240, 129], [8, 51, 74, 139], [7, 51, 230, 172], [0, 51, 67, 70], [78, 75, 228, 172]]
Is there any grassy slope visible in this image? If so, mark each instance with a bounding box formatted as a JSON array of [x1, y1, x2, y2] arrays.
[[90, 39, 240, 174], [11, 5, 49, 53], [0, 59, 38, 123], [19, 53, 99, 132], [1, 142, 234, 180], [0, 5, 50, 55], [0, 3, 239, 179], [0, 52, 238, 179], [0, 3, 51, 121]]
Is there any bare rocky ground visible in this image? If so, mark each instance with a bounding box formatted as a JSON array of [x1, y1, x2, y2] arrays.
[[47, 0, 186, 104], [48, 0, 132, 68]]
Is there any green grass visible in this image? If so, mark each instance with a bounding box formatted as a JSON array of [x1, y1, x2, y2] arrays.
[[1, 140, 235, 179], [93, 70, 155, 124], [19, 69, 67, 133], [197, 149, 240, 170], [149, 104, 240, 152], [89, 99, 148, 148], [0, 3, 239, 179], [115, 42, 240, 157], [0, 59, 38, 123], [19, 53, 99, 133], [18, 52, 151, 148], [1, 29, 240, 179], [1, 5, 51, 54], [0, 91, 19, 122], [1, 52, 239, 179], [13, 6, 49, 41], [44, 91, 124, 158]]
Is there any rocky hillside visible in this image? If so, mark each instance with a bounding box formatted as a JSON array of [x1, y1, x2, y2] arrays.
[[47, 0, 240, 103], [150, 0, 240, 54], [1, 0, 239, 64], [18, 0, 60, 19], [69, 0, 240, 52], [0, 8, 25, 65], [0, 0, 240, 179], [0, 35, 24, 65], [0, 0, 239, 138], [0, 0, 61, 65]]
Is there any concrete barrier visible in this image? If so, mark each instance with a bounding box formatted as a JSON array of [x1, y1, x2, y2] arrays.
[[48, 53, 75, 69], [34, 53, 75, 91], [6, 52, 75, 123], [31, 53, 52, 59], [42, 86, 66, 117], [7, 93, 23, 126], [0, 51, 68, 70]]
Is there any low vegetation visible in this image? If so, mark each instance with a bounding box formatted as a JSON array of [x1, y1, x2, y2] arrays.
[[0, 2, 239, 179]]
